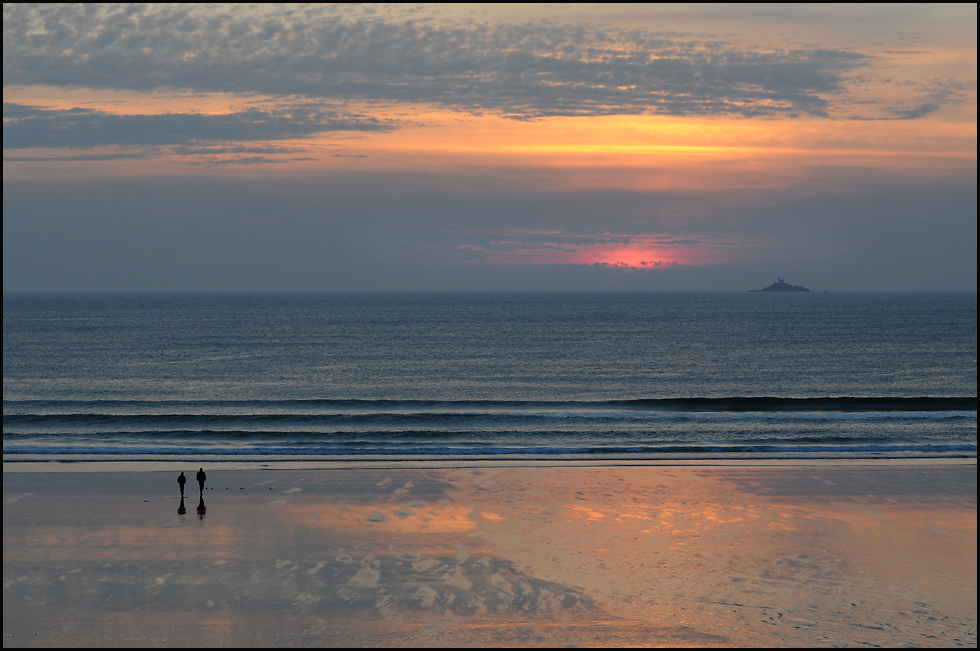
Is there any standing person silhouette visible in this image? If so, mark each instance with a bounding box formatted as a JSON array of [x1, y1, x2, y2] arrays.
[[196, 468, 207, 495], [177, 472, 187, 496]]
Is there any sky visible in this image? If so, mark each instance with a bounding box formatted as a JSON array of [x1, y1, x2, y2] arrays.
[[3, 3, 976, 292]]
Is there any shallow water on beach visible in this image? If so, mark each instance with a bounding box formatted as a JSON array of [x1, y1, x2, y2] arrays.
[[3, 292, 976, 463], [3, 466, 976, 647]]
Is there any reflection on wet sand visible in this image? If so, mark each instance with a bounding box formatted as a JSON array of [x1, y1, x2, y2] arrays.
[[3, 465, 976, 647], [451, 466, 976, 647]]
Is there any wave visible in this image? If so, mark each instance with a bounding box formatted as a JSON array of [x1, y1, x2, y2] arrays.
[[4, 396, 977, 412], [4, 443, 976, 459], [5, 410, 976, 428], [5, 396, 975, 461]]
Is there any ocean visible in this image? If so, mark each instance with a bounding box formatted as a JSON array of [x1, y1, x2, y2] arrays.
[[3, 292, 976, 464]]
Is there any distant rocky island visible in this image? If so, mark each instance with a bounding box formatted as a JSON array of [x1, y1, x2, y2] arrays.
[[750, 277, 811, 292]]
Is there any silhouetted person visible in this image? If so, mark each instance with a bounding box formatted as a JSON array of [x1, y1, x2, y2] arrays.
[[177, 472, 186, 497], [197, 467, 207, 495]]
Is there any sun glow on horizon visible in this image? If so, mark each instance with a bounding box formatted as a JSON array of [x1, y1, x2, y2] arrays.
[[450, 231, 743, 269]]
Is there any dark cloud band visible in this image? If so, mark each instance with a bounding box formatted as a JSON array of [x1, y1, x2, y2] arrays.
[[2, 103, 390, 149]]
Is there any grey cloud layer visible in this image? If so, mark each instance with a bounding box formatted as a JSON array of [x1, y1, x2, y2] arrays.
[[6, 173, 973, 291], [2, 102, 390, 150], [4, 4, 868, 122]]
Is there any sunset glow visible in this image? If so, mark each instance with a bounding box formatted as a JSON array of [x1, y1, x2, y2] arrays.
[[3, 4, 975, 291], [458, 232, 733, 270]]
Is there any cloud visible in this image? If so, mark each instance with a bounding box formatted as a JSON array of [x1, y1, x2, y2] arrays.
[[3, 4, 874, 120], [172, 145, 309, 155], [654, 239, 703, 246], [3, 152, 156, 163], [890, 103, 941, 120], [192, 156, 287, 166], [2, 102, 391, 150]]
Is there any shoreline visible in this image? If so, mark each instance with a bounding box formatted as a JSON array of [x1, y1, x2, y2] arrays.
[[4, 456, 976, 473], [5, 463, 976, 646]]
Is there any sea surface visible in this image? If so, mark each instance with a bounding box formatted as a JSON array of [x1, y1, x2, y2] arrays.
[[3, 292, 976, 463]]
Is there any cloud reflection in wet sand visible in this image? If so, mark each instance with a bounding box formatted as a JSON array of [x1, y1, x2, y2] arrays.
[[2, 466, 975, 647]]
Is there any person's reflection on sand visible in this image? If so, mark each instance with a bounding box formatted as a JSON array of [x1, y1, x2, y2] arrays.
[[177, 495, 186, 515], [177, 472, 186, 497], [196, 468, 207, 495], [196, 495, 206, 518]]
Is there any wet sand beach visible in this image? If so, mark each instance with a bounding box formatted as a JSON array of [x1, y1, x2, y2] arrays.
[[3, 463, 976, 647]]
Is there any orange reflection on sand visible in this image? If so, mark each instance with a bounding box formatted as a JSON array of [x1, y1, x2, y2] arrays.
[[564, 503, 607, 522], [794, 503, 978, 592], [3, 466, 975, 647], [269, 500, 478, 535], [5, 523, 239, 562], [453, 465, 979, 646]]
